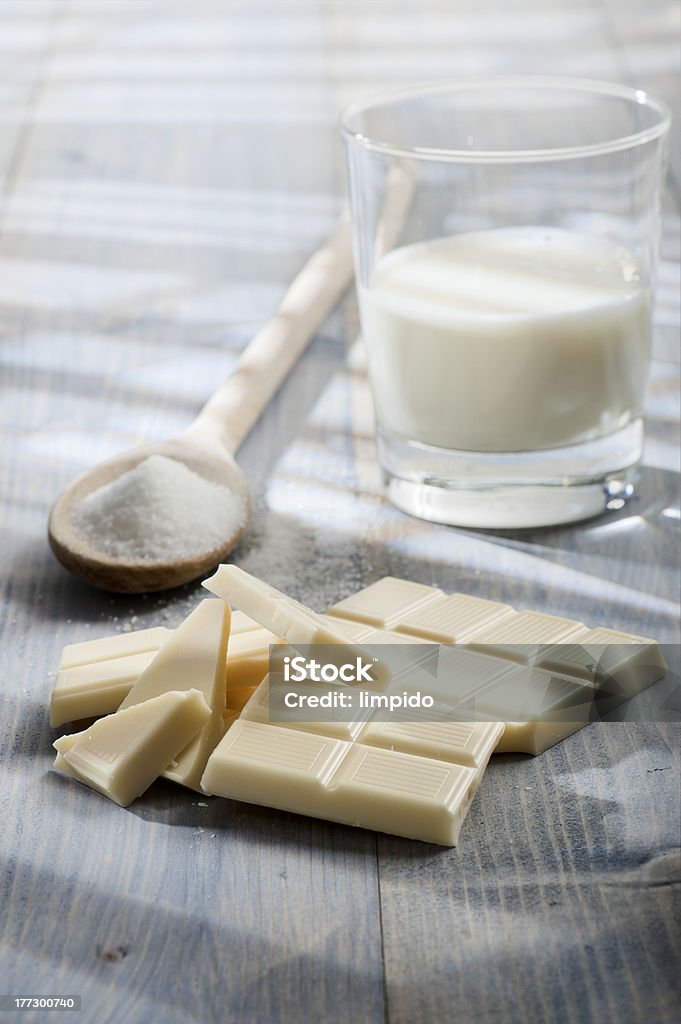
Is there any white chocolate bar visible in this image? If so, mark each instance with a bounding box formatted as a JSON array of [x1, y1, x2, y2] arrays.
[[119, 599, 230, 791], [201, 718, 483, 846], [53, 689, 210, 806], [51, 569, 667, 815], [48, 569, 668, 845], [327, 585, 659, 753], [325, 581, 665, 754]]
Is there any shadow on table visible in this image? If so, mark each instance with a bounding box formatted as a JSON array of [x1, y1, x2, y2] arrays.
[[0, 851, 385, 1024], [128, 780, 444, 862]]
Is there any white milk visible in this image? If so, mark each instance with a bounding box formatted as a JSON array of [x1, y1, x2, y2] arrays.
[[359, 227, 650, 452]]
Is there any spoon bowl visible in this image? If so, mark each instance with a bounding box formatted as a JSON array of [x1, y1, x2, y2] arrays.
[[48, 439, 252, 593], [46, 217, 357, 592]]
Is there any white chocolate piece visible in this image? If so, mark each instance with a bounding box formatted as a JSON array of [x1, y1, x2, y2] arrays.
[[226, 628, 280, 691], [204, 565, 361, 646], [201, 719, 483, 846], [387, 697, 589, 758], [50, 650, 159, 728], [582, 627, 667, 698], [53, 733, 78, 777], [409, 651, 596, 756], [204, 719, 348, 818], [495, 719, 590, 755], [49, 619, 391, 730], [533, 634, 596, 679], [53, 690, 210, 806], [382, 655, 594, 757], [203, 565, 388, 684], [327, 576, 442, 628], [59, 626, 173, 670], [393, 593, 514, 643], [204, 574, 665, 756], [330, 743, 480, 846], [466, 611, 586, 663], [359, 714, 504, 769], [119, 599, 230, 791], [533, 628, 666, 700], [440, 641, 662, 756]]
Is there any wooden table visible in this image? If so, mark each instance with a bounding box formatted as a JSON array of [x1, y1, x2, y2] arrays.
[[1, 2, 679, 1022]]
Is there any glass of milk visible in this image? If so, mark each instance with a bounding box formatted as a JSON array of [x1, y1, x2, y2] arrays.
[[341, 78, 670, 528]]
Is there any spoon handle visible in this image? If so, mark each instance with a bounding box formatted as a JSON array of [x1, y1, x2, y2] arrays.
[[185, 213, 354, 455]]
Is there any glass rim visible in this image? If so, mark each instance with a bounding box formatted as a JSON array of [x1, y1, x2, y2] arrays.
[[339, 76, 672, 164]]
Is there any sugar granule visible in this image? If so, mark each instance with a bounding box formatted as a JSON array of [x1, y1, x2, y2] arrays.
[[74, 454, 247, 561]]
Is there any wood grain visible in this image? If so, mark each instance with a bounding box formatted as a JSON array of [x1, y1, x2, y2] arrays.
[[0, 1, 678, 1022]]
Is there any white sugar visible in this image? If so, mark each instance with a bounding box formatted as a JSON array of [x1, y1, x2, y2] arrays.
[[74, 455, 247, 561]]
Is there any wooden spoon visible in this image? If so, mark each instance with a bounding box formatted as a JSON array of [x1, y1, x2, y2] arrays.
[[48, 216, 354, 593]]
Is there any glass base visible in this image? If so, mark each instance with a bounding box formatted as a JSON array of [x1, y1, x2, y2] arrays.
[[378, 420, 642, 529]]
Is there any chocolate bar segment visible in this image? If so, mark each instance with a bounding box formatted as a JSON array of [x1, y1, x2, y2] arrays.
[[326, 577, 442, 629], [201, 719, 483, 846], [119, 599, 230, 792], [53, 690, 210, 807]]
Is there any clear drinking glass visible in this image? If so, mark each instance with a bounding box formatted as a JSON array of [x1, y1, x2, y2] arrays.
[[341, 78, 670, 528]]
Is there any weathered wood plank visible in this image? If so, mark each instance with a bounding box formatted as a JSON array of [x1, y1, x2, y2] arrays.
[[377, 722, 681, 1024]]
